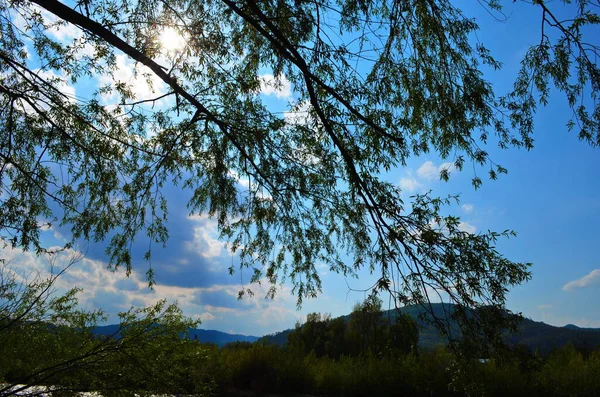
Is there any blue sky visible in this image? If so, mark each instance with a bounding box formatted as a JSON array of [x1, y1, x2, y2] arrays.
[[2, 1, 599, 336]]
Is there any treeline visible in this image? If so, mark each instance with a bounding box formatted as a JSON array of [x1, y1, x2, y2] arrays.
[[213, 341, 600, 397], [286, 295, 419, 359], [3, 324, 600, 397]]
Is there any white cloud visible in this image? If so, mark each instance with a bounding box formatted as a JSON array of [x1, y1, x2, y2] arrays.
[[0, 242, 302, 335], [417, 160, 456, 181], [399, 177, 421, 193], [98, 54, 166, 103], [462, 204, 474, 213], [25, 6, 95, 59], [259, 73, 292, 99], [562, 269, 600, 291], [0, 244, 155, 318], [0, 243, 233, 325], [39, 9, 81, 42], [198, 312, 215, 322], [439, 162, 455, 174], [284, 100, 312, 126], [189, 281, 300, 334], [416, 161, 438, 180], [229, 169, 250, 189], [16, 69, 77, 113], [184, 215, 225, 259], [458, 221, 477, 234]]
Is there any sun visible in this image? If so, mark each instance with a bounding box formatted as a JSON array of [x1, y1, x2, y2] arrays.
[[159, 26, 186, 54]]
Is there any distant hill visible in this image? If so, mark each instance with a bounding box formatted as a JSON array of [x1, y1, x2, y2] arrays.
[[564, 323, 600, 332], [513, 318, 600, 354], [91, 324, 259, 347], [186, 328, 259, 346], [260, 303, 600, 355], [91, 303, 600, 353]]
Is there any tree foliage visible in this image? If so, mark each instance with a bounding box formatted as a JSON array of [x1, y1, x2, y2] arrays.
[[1, 0, 599, 350], [0, 258, 210, 397]]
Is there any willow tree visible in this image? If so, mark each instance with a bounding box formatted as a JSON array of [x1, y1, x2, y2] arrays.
[[1, 0, 598, 353]]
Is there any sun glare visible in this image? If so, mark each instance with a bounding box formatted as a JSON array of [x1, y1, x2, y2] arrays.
[[159, 27, 186, 54]]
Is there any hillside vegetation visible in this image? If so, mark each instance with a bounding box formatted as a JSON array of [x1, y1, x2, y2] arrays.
[[3, 296, 600, 397]]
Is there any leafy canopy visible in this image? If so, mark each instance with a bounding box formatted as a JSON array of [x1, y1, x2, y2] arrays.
[[0, 256, 206, 397], [0, 0, 598, 347]]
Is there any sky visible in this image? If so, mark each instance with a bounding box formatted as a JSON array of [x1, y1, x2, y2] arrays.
[[2, 1, 599, 336]]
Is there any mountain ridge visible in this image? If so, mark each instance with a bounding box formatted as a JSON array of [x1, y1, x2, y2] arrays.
[[91, 303, 600, 353], [260, 303, 600, 355], [90, 324, 259, 347]]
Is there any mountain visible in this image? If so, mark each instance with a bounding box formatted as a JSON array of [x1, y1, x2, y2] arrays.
[[186, 328, 259, 346], [514, 319, 600, 354], [261, 328, 294, 346], [260, 303, 600, 355], [564, 323, 600, 332], [91, 324, 259, 347]]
